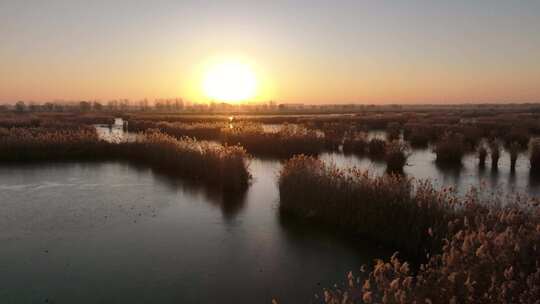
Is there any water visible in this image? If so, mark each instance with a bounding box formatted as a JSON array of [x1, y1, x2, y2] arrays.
[[0, 160, 387, 303], [95, 118, 137, 143], [322, 147, 540, 197], [3, 124, 539, 303]]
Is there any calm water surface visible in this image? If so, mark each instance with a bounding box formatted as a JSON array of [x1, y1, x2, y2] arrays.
[[0, 160, 386, 304], [322, 148, 540, 197]]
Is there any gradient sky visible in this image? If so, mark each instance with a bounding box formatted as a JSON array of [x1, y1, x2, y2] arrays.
[[1, 0, 540, 104]]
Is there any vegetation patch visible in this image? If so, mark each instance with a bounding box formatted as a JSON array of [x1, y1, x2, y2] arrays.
[[278, 156, 540, 304]]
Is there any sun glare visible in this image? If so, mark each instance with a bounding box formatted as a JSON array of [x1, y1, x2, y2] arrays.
[[203, 60, 257, 103]]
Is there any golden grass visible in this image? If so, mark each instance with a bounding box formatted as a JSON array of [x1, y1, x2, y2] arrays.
[[314, 196, 540, 303], [0, 127, 250, 192], [278, 155, 455, 258], [278, 156, 540, 304], [222, 123, 325, 158], [127, 120, 224, 141]]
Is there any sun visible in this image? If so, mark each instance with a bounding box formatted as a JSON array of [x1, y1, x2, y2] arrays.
[[202, 60, 257, 103]]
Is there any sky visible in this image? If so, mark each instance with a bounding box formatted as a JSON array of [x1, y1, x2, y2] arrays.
[[1, 0, 540, 104]]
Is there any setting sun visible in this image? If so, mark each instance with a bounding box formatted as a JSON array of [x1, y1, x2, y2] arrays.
[[202, 60, 257, 103]]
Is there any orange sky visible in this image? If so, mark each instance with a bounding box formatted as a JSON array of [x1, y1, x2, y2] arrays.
[[1, 1, 540, 104]]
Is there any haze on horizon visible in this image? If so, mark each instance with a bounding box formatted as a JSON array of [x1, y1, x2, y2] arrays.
[[1, 0, 540, 104]]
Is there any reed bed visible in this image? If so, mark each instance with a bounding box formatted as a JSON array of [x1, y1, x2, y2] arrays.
[[367, 138, 387, 158], [0, 127, 250, 192], [125, 131, 250, 192], [384, 141, 409, 173], [386, 122, 401, 141], [0, 115, 41, 128], [505, 127, 530, 149], [311, 196, 540, 304], [318, 123, 349, 151], [222, 123, 325, 158], [343, 132, 369, 155], [127, 120, 224, 141], [434, 132, 466, 165], [0, 113, 114, 128], [0, 127, 111, 160], [278, 155, 456, 258], [278, 156, 540, 304], [403, 124, 431, 148]]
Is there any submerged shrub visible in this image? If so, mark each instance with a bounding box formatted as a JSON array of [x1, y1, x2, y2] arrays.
[[386, 122, 401, 141], [461, 125, 483, 149], [489, 140, 501, 169], [434, 132, 465, 165], [505, 127, 530, 149], [530, 139, 540, 174], [478, 145, 487, 168], [509, 141, 520, 171], [367, 138, 386, 157], [343, 132, 368, 155], [384, 141, 409, 172], [318, 122, 348, 151], [408, 128, 430, 147], [403, 123, 433, 147]]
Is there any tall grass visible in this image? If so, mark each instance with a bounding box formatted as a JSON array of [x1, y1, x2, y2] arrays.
[[310, 196, 540, 304], [222, 123, 325, 158], [0, 112, 114, 128], [505, 127, 530, 149], [125, 131, 250, 192], [434, 132, 466, 165], [343, 132, 368, 155], [0, 127, 110, 160], [278, 156, 540, 304], [404, 125, 430, 148], [278, 155, 456, 258], [0, 128, 251, 192], [319, 123, 348, 151], [367, 138, 386, 158], [384, 141, 409, 173], [0, 113, 114, 129], [127, 120, 224, 140], [386, 122, 401, 141]]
